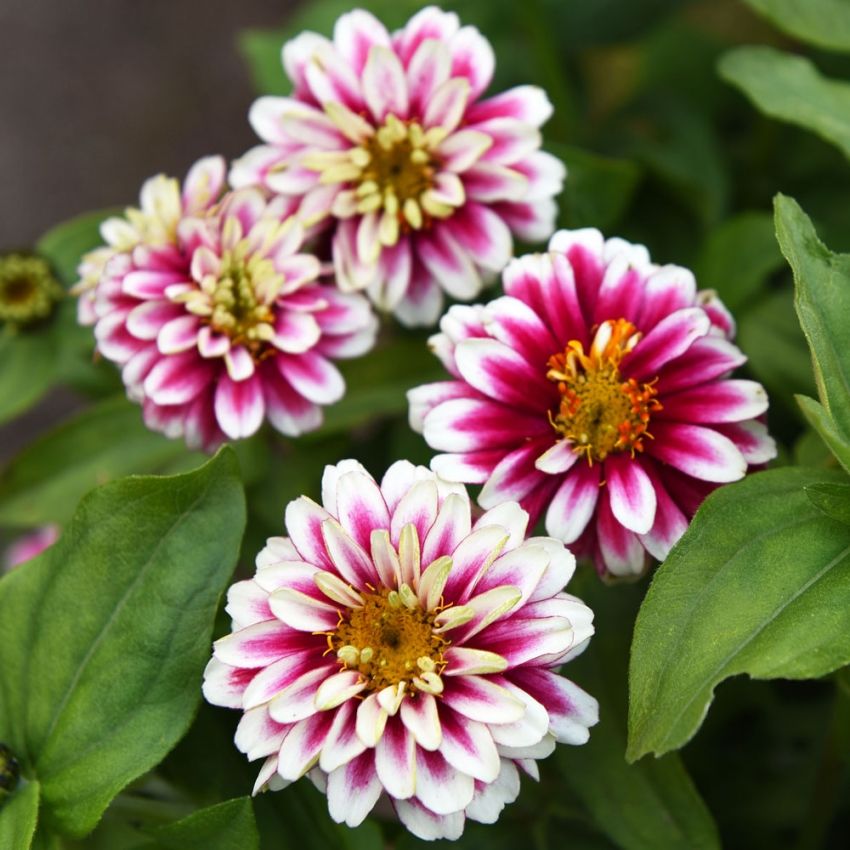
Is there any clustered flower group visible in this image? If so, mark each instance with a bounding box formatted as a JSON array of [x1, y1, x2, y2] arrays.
[[67, 3, 776, 840]]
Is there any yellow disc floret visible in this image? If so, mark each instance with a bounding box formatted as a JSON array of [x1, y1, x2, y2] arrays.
[[546, 318, 661, 464]]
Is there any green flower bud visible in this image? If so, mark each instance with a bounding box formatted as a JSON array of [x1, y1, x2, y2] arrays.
[[0, 253, 63, 327]]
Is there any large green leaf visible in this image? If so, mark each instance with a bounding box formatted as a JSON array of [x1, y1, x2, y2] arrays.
[[0, 329, 58, 426], [743, 0, 850, 53], [0, 780, 40, 850], [0, 396, 203, 526], [805, 481, 850, 526], [628, 467, 850, 761], [797, 395, 850, 476], [774, 195, 850, 441], [0, 450, 246, 837], [555, 574, 720, 850], [719, 47, 850, 162], [693, 212, 783, 310], [142, 798, 259, 850]]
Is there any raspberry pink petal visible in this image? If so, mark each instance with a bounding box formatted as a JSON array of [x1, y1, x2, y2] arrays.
[[390, 478, 439, 548], [442, 647, 508, 676], [544, 462, 601, 544], [437, 708, 500, 783], [335, 470, 391, 552], [466, 85, 553, 126], [304, 49, 365, 115], [272, 311, 322, 354], [234, 706, 288, 761], [268, 665, 335, 725], [638, 470, 689, 563], [482, 295, 558, 367], [319, 700, 367, 773], [407, 380, 471, 433], [449, 26, 494, 99], [197, 326, 231, 358], [375, 716, 417, 800], [606, 455, 657, 535], [421, 492, 472, 565], [660, 380, 769, 424], [473, 545, 550, 607], [623, 307, 711, 379], [718, 420, 777, 464], [279, 102, 346, 149], [224, 346, 255, 382], [438, 130, 493, 172], [407, 39, 451, 110], [213, 620, 308, 668], [277, 351, 345, 405], [123, 270, 184, 299], [277, 710, 336, 781], [449, 204, 512, 272], [441, 525, 508, 603], [480, 615, 574, 668], [479, 440, 551, 509], [400, 692, 442, 751], [144, 352, 212, 405], [650, 422, 748, 482], [473, 501, 529, 549], [658, 336, 746, 394], [639, 266, 698, 331], [454, 338, 553, 408], [486, 680, 550, 748], [395, 7, 460, 64], [415, 749, 475, 815], [183, 155, 226, 211], [465, 760, 521, 824], [202, 658, 260, 709], [419, 227, 481, 301], [362, 46, 409, 121], [423, 397, 550, 452], [463, 163, 527, 203], [314, 670, 367, 710], [424, 78, 470, 133], [242, 651, 317, 710], [596, 491, 646, 576], [268, 587, 339, 633], [321, 519, 377, 588], [535, 441, 579, 475], [334, 9, 392, 75], [327, 751, 383, 828], [512, 151, 566, 200], [263, 370, 323, 438], [215, 373, 265, 439], [442, 676, 525, 725], [96, 312, 143, 362], [126, 301, 184, 340]]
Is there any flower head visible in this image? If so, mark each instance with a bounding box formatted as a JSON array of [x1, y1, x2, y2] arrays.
[[231, 6, 564, 326], [0, 254, 63, 327], [82, 156, 378, 450], [203, 459, 596, 840], [3, 525, 59, 573], [409, 229, 777, 577]]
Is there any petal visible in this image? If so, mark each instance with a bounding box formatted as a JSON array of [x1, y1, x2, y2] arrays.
[[606, 455, 657, 535], [327, 751, 382, 827], [390, 478, 439, 549], [415, 749, 475, 815], [334, 9, 391, 75], [213, 619, 315, 667], [400, 692, 442, 751], [321, 518, 377, 588], [157, 314, 200, 355], [272, 310, 322, 354], [375, 716, 416, 799], [144, 352, 213, 405], [481, 295, 558, 368], [478, 440, 551, 509], [466, 85, 553, 126], [421, 492, 472, 565], [449, 25, 494, 99], [268, 665, 336, 724], [362, 45, 409, 120], [438, 707, 500, 783], [418, 226, 482, 301], [277, 351, 345, 405], [335, 469, 391, 552], [215, 373, 265, 440], [241, 650, 318, 710], [660, 380, 769, 424], [441, 676, 525, 725], [315, 670, 367, 710], [544, 462, 601, 544], [464, 759, 521, 824], [202, 657, 260, 708], [356, 692, 388, 748], [277, 710, 336, 780], [596, 490, 647, 576], [394, 798, 464, 842], [424, 78, 470, 133], [623, 307, 711, 379], [472, 543, 551, 608], [650, 423, 748, 483], [449, 203, 512, 272], [319, 700, 367, 773], [441, 525, 509, 604], [268, 587, 340, 632]]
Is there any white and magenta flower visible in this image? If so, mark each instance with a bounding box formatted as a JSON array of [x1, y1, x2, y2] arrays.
[[409, 229, 777, 577], [203, 459, 596, 840], [74, 157, 227, 325], [231, 6, 564, 326], [3, 525, 59, 572], [85, 157, 378, 450]]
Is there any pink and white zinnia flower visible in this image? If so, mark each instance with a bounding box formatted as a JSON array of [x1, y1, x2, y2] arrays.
[[82, 157, 378, 450], [203, 459, 597, 840], [409, 229, 777, 577], [231, 6, 564, 326]]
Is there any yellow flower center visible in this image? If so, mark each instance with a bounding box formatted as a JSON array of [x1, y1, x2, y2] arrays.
[[546, 318, 662, 463], [330, 586, 448, 695], [0, 255, 63, 326], [209, 253, 276, 347]]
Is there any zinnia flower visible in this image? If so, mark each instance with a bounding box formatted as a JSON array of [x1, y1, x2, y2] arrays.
[[230, 6, 564, 326], [81, 157, 378, 450], [409, 229, 776, 576], [203, 459, 596, 840], [3, 525, 59, 572]]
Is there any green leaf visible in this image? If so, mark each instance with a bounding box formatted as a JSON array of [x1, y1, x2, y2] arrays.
[[743, 0, 850, 53], [145, 798, 259, 850], [805, 481, 850, 526], [797, 395, 850, 475], [36, 210, 117, 287], [555, 574, 720, 850], [0, 450, 246, 837], [0, 329, 57, 426], [737, 288, 817, 416], [774, 194, 850, 440], [555, 145, 642, 230], [0, 396, 203, 527], [693, 212, 784, 310], [628, 467, 850, 761], [0, 781, 40, 850], [719, 47, 850, 162]]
